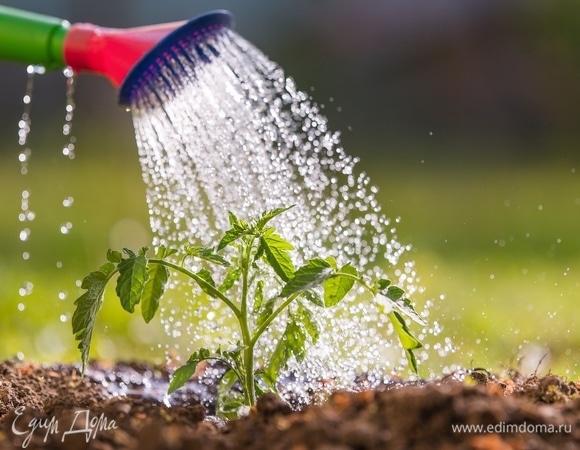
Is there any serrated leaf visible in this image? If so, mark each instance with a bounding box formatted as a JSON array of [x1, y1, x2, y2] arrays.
[[257, 296, 277, 327], [261, 230, 295, 282], [377, 278, 391, 290], [155, 245, 178, 259], [378, 283, 426, 325], [72, 262, 116, 373], [185, 245, 230, 267], [107, 249, 122, 263], [394, 297, 426, 325], [325, 256, 338, 270], [116, 251, 148, 313], [219, 266, 241, 293], [216, 369, 244, 420], [168, 348, 211, 394], [228, 211, 238, 225], [384, 285, 405, 301], [323, 263, 357, 307], [265, 331, 292, 383], [195, 268, 217, 298], [302, 290, 324, 307], [280, 258, 334, 297], [295, 304, 320, 343], [388, 311, 422, 373], [141, 263, 169, 323], [253, 205, 294, 231], [218, 226, 251, 250], [285, 319, 307, 362]]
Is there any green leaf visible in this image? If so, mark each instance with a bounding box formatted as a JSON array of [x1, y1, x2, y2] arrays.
[[219, 266, 241, 293], [280, 258, 334, 297], [302, 290, 324, 307], [384, 285, 404, 301], [263, 305, 319, 384], [227, 211, 240, 226], [295, 304, 320, 343], [253, 205, 294, 231], [257, 296, 277, 327], [141, 263, 169, 323], [195, 268, 218, 298], [216, 369, 245, 420], [72, 262, 116, 373], [285, 319, 307, 362], [115, 248, 149, 313], [185, 245, 230, 267], [388, 311, 422, 373], [252, 280, 264, 312], [378, 283, 426, 325], [394, 297, 426, 325], [261, 230, 295, 282], [155, 245, 178, 259], [375, 278, 391, 292], [107, 249, 122, 264], [323, 263, 357, 307], [218, 214, 252, 250], [168, 348, 211, 394], [265, 331, 292, 383]]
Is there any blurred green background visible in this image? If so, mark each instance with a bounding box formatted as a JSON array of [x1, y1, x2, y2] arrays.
[[1, 0, 579, 378]]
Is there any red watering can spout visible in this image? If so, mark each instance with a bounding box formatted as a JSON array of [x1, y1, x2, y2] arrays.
[[0, 5, 234, 95], [64, 22, 184, 87]]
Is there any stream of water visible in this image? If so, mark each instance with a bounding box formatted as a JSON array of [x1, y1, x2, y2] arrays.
[[126, 28, 446, 386]]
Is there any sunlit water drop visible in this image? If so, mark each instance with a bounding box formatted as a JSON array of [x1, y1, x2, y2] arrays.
[[124, 29, 447, 385], [61, 67, 77, 159], [15, 65, 78, 308]]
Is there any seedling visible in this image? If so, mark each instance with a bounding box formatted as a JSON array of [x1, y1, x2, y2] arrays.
[[72, 206, 424, 416]]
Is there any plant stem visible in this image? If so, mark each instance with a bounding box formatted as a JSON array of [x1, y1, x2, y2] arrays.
[[149, 259, 242, 320], [239, 237, 256, 406], [250, 293, 300, 347]]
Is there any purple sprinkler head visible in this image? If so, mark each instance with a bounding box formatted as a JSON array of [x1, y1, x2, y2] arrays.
[[118, 10, 234, 107]]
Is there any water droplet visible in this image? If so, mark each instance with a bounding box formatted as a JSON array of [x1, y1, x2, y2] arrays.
[[19, 228, 31, 241], [18, 281, 34, 297], [60, 222, 73, 234], [62, 196, 74, 207]]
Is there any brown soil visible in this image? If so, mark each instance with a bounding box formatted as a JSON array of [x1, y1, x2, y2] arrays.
[[0, 360, 578, 449]]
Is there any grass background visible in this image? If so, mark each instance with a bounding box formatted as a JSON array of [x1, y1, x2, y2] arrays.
[[1, 131, 578, 379]]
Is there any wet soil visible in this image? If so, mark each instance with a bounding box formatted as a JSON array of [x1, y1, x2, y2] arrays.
[[0, 359, 578, 449]]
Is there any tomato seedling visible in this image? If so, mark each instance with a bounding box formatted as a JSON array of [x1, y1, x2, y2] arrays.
[[72, 206, 424, 417]]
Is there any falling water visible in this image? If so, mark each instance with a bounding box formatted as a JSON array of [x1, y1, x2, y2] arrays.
[[127, 28, 441, 385], [14, 66, 79, 360]]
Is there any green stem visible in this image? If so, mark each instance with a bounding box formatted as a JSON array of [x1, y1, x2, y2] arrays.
[[336, 272, 375, 293], [250, 293, 300, 348], [149, 259, 242, 320], [239, 237, 256, 406]]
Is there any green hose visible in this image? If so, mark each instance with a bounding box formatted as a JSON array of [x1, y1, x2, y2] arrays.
[[0, 5, 69, 69]]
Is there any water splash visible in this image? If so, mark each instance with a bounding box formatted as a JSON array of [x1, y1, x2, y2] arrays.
[[126, 29, 443, 383]]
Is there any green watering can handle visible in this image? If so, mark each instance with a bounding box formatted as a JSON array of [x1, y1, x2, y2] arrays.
[[0, 5, 69, 69]]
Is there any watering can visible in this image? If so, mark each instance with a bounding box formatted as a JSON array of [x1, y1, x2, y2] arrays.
[[0, 5, 233, 103]]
